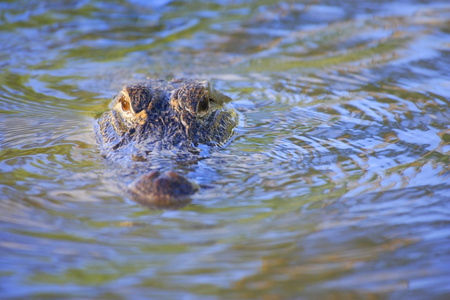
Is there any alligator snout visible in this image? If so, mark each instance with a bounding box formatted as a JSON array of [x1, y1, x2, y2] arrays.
[[127, 171, 199, 209]]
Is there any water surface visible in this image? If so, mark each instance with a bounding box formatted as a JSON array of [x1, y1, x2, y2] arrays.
[[1, 0, 449, 298]]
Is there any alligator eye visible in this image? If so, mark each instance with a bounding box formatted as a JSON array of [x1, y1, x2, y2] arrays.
[[197, 97, 209, 113], [119, 95, 130, 112]]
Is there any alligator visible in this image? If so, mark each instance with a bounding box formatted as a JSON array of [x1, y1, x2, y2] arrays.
[[95, 78, 238, 208]]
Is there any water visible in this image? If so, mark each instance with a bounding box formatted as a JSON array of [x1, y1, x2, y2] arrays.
[[1, 0, 449, 298]]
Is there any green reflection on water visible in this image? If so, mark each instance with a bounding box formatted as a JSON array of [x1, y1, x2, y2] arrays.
[[241, 38, 408, 72], [30, 264, 142, 286]]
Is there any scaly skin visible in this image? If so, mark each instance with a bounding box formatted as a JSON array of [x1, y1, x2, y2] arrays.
[[95, 79, 237, 208]]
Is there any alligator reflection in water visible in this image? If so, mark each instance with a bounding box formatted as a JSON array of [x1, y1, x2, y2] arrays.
[[95, 78, 237, 208]]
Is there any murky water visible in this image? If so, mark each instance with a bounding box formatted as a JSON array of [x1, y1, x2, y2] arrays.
[[1, 0, 449, 298]]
